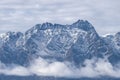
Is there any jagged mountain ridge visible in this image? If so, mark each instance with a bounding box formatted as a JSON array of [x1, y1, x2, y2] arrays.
[[0, 20, 120, 66]]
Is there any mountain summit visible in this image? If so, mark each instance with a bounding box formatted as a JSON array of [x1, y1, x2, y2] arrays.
[[0, 20, 120, 66]]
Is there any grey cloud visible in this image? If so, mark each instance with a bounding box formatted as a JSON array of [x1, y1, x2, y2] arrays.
[[0, 0, 120, 35]]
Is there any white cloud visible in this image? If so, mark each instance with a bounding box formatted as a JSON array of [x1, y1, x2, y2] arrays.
[[0, 61, 31, 76], [0, 57, 120, 78]]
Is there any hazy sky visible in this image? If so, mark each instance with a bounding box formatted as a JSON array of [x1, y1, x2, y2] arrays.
[[0, 0, 120, 35]]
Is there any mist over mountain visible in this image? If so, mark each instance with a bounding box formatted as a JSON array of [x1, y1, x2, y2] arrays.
[[0, 20, 120, 80]]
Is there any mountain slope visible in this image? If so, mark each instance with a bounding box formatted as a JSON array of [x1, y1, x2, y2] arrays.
[[0, 20, 119, 66]]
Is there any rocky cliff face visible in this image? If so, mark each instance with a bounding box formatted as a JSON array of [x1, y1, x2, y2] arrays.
[[0, 20, 120, 66]]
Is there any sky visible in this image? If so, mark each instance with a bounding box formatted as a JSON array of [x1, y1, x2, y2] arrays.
[[0, 0, 120, 35]]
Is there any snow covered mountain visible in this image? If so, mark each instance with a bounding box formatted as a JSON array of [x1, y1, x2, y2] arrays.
[[0, 20, 120, 66]]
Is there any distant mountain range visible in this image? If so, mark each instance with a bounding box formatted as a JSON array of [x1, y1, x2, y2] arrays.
[[0, 20, 120, 80]]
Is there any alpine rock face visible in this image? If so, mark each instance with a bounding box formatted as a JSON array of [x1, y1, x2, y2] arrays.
[[0, 20, 120, 66]]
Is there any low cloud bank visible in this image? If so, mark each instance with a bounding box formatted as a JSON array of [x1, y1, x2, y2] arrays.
[[0, 57, 120, 78]]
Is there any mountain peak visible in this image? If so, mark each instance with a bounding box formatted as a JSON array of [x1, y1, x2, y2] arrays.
[[73, 19, 89, 24], [40, 22, 53, 30], [75, 19, 85, 23], [71, 20, 94, 31], [115, 32, 120, 41], [115, 32, 120, 36], [0, 31, 22, 38]]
